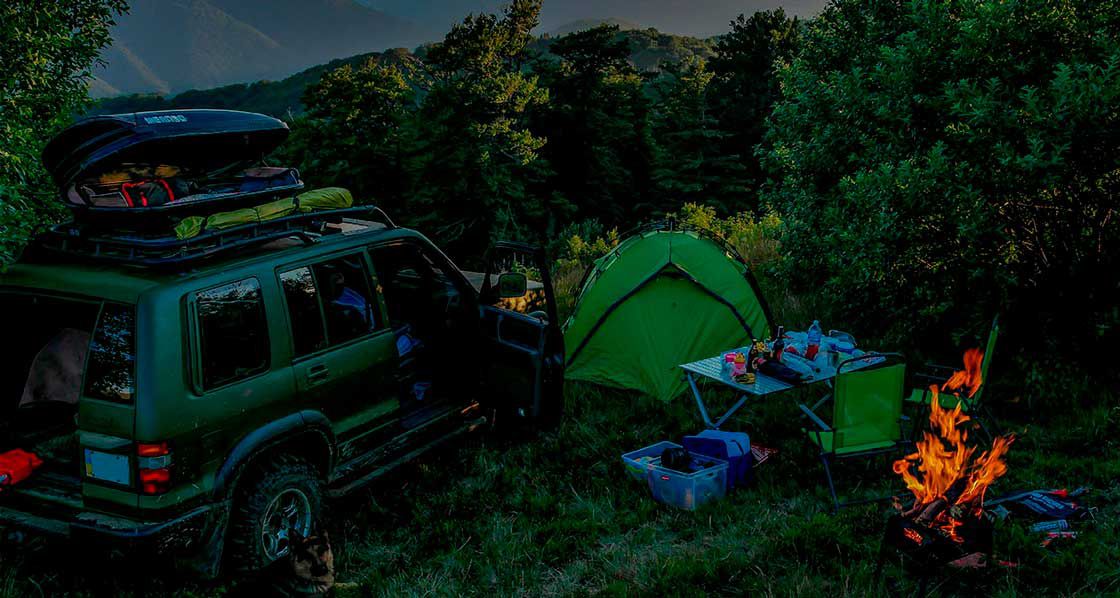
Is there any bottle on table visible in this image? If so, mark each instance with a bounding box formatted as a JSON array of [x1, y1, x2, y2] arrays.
[[806, 320, 822, 360], [772, 326, 786, 362]]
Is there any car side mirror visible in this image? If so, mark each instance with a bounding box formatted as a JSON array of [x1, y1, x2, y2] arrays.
[[497, 272, 528, 299]]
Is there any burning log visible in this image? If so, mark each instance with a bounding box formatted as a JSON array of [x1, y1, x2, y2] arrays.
[[883, 349, 1015, 569]]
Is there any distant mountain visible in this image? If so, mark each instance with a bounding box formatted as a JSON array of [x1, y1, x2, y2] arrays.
[[546, 18, 641, 37], [88, 28, 714, 118], [90, 48, 421, 119], [92, 0, 434, 97]]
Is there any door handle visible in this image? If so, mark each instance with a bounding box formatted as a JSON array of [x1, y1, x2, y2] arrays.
[[307, 364, 330, 385]]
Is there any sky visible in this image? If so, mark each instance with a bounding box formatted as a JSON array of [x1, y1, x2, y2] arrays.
[[364, 0, 827, 38]]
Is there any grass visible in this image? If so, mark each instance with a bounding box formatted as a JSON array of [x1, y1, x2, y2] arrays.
[[0, 382, 1117, 596]]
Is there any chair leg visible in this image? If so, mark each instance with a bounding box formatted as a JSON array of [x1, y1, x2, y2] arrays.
[[820, 454, 841, 513], [980, 403, 1002, 438]]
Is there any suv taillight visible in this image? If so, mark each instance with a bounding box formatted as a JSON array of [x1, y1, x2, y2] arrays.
[[137, 442, 171, 495]]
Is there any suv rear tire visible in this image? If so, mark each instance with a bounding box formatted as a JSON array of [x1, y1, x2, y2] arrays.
[[226, 454, 322, 572]]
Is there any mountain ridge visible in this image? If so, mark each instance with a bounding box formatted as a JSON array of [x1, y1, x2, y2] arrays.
[[89, 28, 714, 117], [92, 0, 432, 97]]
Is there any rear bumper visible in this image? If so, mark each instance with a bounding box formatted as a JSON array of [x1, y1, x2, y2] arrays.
[[0, 499, 229, 554]]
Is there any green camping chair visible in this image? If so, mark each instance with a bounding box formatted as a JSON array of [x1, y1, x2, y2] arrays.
[[906, 315, 1000, 441], [800, 353, 908, 513]]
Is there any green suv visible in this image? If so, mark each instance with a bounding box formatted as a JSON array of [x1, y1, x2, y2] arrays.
[[0, 110, 564, 575]]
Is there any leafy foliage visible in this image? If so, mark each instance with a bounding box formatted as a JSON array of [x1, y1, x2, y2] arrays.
[[410, 0, 555, 257], [762, 0, 1120, 368], [0, 0, 127, 263], [672, 202, 783, 269], [707, 9, 801, 209], [533, 25, 657, 224], [280, 59, 415, 215], [652, 58, 748, 213]]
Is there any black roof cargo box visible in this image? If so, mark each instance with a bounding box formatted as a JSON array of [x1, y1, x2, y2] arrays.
[[42, 110, 301, 224]]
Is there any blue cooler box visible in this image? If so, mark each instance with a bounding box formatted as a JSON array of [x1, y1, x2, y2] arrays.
[[646, 454, 728, 510], [682, 430, 751, 491]]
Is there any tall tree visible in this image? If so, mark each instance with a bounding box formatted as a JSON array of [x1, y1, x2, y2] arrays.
[[707, 9, 800, 209], [0, 0, 128, 262], [652, 57, 748, 213], [282, 57, 415, 214], [533, 25, 656, 225], [411, 0, 553, 258]]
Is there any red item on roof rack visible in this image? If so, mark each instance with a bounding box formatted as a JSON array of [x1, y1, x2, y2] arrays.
[[0, 449, 44, 490]]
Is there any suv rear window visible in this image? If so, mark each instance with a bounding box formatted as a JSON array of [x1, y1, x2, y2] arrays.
[[84, 303, 136, 402], [196, 278, 269, 390], [0, 293, 135, 406]]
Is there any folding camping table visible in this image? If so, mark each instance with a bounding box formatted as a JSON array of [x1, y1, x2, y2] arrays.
[[680, 349, 878, 429]]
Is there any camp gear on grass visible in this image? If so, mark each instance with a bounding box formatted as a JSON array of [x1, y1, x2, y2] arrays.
[[0, 449, 44, 491], [907, 315, 1000, 440], [680, 336, 877, 430], [683, 429, 751, 491], [799, 353, 907, 512], [646, 453, 728, 510], [622, 440, 682, 482], [563, 222, 774, 401], [660, 447, 693, 472]]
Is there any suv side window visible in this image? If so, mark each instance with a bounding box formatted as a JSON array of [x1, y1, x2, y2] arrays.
[[279, 267, 328, 357], [196, 278, 269, 390], [311, 255, 379, 345], [84, 303, 136, 402], [368, 243, 460, 328]]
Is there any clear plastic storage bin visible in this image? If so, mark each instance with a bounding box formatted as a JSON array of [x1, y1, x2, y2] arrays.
[[621, 441, 682, 482], [646, 454, 729, 510]]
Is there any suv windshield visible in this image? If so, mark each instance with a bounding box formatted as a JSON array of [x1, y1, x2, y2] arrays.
[[0, 292, 136, 408]]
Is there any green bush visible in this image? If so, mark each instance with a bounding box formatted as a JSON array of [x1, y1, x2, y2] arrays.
[[0, 0, 126, 265], [761, 0, 1120, 373], [672, 202, 783, 269]]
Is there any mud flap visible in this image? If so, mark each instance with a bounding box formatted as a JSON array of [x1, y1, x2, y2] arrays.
[[172, 501, 231, 579]]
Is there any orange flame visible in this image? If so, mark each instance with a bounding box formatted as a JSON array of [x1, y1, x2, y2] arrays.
[[893, 351, 1013, 542], [942, 347, 984, 398]]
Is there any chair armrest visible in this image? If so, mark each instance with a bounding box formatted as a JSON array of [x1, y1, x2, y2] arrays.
[[799, 403, 832, 432], [915, 372, 946, 383], [924, 363, 957, 376]]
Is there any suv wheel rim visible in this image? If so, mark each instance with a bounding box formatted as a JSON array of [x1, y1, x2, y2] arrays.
[[260, 488, 312, 561]]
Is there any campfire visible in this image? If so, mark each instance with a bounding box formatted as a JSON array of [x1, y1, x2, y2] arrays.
[[887, 349, 1015, 567]]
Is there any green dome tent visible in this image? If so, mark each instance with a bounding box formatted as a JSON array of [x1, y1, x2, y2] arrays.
[[562, 224, 774, 401]]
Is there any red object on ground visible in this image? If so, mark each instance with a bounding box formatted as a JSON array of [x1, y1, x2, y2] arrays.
[[0, 449, 44, 490]]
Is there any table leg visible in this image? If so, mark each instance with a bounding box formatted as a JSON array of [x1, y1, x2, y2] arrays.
[[713, 394, 750, 430], [687, 372, 716, 429], [688, 372, 751, 430]]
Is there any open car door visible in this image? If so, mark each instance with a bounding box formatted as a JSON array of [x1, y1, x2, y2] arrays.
[[479, 242, 565, 428]]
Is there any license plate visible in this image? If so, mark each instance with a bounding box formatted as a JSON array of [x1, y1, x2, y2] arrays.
[[84, 449, 130, 485]]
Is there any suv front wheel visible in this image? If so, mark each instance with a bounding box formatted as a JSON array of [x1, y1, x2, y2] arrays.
[[226, 454, 323, 571]]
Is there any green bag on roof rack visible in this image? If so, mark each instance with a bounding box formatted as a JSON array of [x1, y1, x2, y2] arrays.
[[297, 187, 352, 212], [174, 187, 354, 240]]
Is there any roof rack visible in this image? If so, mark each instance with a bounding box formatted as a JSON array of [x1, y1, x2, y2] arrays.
[[30, 206, 396, 268]]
